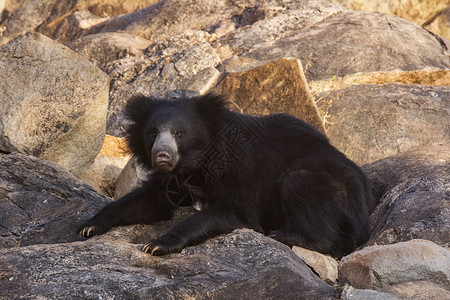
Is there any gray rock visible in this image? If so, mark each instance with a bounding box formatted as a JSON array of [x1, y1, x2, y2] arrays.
[[106, 31, 221, 136], [0, 153, 111, 249], [84, 0, 340, 43], [0, 32, 109, 174], [0, 0, 76, 45], [0, 229, 335, 299], [362, 143, 449, 201], [342, 285, 399, 300], [362, 144, 449, 248], [367, 172, 449, 248], [317, 84, 449, 165], [114, 157, 148, 200], [339, 240, 450, 290], [243, 10, 450, 82], [68, 32, 151, 71]]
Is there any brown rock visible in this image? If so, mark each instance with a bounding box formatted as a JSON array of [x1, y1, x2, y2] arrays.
[[216, 57, 326, 133], [292, 246, 339, 285]]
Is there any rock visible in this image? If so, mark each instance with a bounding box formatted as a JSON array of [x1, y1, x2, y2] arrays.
[[317, 84, 449, 165], [361, 144, 449, 248], [84, 0, 340, 43], [341, 285, 399, 300], [0, 32, 109, 174], [292, 246, 339, 285], [367, 172, 449, 248], [68, 32, 151, 70], [106, 31, 221, 136], [424, 6, 450, 40], [0, 0, 76, 45], [77, 155, 129, 197], [215, 57, 326, 133], [214, 0, 347, 60], [241, 10, 450, 82], [114, 157, 148, 200], [382, 281, 450, 300], [0, 229, 336, 299], [0, 153, 111, 249], [339, 240, 450, 290], [362, 144, 449, 203], [0, 0, 160, 45]]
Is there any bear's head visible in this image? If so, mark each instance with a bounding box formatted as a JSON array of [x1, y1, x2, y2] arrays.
[[124, 93, 227, 173]]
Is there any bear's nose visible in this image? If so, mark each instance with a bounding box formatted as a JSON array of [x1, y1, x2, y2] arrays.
[[155, 151, 171, 162]]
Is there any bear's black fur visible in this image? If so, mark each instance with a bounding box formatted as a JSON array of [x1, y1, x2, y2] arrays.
[[79, 93, 376, 258]]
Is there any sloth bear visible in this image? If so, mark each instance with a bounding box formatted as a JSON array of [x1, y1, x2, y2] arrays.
[[79, 93, 375, 258]]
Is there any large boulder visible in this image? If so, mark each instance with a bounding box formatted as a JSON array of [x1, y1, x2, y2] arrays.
[[317, 84, 449, 165], [240, 10, 450, 83], [0, 153, 111, 249], [0, 32, 109, 174]]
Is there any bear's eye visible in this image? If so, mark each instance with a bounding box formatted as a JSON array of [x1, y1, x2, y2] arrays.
[[150, 129, 157, 138], [174, 131, 182, 137]]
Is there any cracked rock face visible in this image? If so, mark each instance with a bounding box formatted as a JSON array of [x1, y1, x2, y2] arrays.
[[0, 153, 111, 248]]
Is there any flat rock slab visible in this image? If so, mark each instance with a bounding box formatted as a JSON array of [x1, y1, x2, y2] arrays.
[[0, 229, 335, 299], [0, 32, 109, 174], [0, 153, 111, 249], [216, 57, 325, 133], [317, 84, 449, 165]]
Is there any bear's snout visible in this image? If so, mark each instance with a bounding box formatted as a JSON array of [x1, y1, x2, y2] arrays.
[[151, 130, 180, 173]]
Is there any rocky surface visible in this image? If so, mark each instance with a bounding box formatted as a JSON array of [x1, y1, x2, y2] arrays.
[[0, 0, 449, 298], [318, 84, 449, 165], [0, 153, 111, 249], [0, 32, 109, 175], [216, 57, 326, 133], [363, 144, 449, 248]]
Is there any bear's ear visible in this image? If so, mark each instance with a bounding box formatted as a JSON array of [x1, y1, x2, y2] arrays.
[[124, 94, 160, 126], [192, 93, 228, 120]]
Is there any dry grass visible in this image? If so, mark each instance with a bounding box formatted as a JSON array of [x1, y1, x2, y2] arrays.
[[336, 0, 449, 26]]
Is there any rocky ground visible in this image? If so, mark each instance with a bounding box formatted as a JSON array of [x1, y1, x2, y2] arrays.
[[0, 0, 449, 299]]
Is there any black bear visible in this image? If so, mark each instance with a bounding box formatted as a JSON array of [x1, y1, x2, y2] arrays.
[[79, 93, 376, 258]]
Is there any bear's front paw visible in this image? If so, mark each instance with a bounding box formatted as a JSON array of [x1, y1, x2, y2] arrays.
[[142, 236, 184, 256], [79, 226, 96, 237], [78, 222, 111, 238]]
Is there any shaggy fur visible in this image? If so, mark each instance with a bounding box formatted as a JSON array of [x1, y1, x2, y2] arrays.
[[79, 93, 375, 258]]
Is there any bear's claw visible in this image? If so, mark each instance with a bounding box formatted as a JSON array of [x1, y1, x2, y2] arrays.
[[79, 226, 95, 237]]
